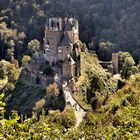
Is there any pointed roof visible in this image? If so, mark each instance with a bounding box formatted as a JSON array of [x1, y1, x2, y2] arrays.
[[65, 54, 76, 65], [60, 33, 72, 46]]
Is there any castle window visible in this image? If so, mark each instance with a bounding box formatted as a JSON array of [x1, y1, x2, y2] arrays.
[[49, 27, 52, 30], [47, 40, 50, 45], [58, 47, 62, 53], [46, 49, 50, 52], [46, 44, 50, 52]]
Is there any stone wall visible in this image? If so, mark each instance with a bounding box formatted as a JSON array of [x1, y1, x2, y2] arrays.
[[24, 69, 54, 86], [44, 30, 63, 64]]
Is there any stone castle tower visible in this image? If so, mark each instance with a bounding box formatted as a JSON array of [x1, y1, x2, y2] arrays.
[[112, 53, 119, 74], [24, 17, 81, 88], [44, 17, 79, 65]]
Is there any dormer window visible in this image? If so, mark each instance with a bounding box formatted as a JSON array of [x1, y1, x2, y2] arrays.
[[46, 44, 50, 52], [49, 27, 52, 30]]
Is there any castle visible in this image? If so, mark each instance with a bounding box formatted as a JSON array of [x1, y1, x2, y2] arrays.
[[24, 17, 81, 90]]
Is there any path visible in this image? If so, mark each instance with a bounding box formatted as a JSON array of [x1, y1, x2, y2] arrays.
[[62, 82, 86, 128]]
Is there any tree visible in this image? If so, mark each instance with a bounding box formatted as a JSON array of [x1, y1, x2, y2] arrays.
[[0, 60, 20, 83], [0, 61, 9, 79], [118, 51, 136, 78], [28, 39, 40, 54], [97, 41, 117, 61], [6, 48, 14, 61], [46, 83, 59, 99], [0, 93, 6, 119], [21, 55, 31, 65]]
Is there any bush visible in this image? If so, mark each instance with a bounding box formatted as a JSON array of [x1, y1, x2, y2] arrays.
[[33, 99, 46, 113]]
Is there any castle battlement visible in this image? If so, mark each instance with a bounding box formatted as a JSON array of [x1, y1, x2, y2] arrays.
[[46, 17, 78, 32], [44, 17, 80, 65]]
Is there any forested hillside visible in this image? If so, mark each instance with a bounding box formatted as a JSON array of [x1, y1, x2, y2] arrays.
[[1, 72, 140, 139], [0, 0, 140, 139], [0, 0, 140, 62]]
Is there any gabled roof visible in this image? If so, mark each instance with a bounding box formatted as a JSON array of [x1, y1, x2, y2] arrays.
[[60, 33, 72, 47], [65, 54, 76, 65]]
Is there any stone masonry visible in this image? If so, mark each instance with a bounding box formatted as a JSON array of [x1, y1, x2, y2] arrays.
[[24, 17, 81, 89]]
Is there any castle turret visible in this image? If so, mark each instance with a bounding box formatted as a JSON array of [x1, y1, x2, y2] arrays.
[[24, 17, 81, 88], [58, 18, 62, 31], [44, 17, 80, 65], [62, 54, 76, 79], [112, 53, 119, 74]]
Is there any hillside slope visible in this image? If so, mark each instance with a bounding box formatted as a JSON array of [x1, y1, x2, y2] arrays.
[[6, 78, 65, 116], [73, 74, 140, 139], [75, 52, 117, 110]]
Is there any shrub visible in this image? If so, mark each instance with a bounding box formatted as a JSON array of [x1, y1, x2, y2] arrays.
[[33, 99, 45, 113]]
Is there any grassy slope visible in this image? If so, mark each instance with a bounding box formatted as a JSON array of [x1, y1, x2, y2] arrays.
[[75, 52, 117, 110], [6, 78, 65, 116]]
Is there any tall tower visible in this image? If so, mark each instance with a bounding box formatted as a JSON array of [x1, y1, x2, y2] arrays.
[[44, 17, 63, 65], [44, 17, 80, 65]]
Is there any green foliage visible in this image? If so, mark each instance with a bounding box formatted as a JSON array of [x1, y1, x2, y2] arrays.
[[0, 93, 6, 119], [46, 83, 59, 99], [99, 41, 113, 48], [0, 60, 20, 84], [28, 39, 40, 54], [0, 22, 25, 60], [48, 106, 76, 129], [6, 48, 14, 61], [118, 51, 136, 78], [21, 55, 31, 65], [0, 61, 140, 140], [6, 78, 65, 115], [7, 78, 46, 115], [76, 52, 117, 110], [0, 111, 64, 139], [97, 41, 117, 61], [0, 1, 140, 138], [0, 61, 7, 79], [73, 74, 140, 139], [33, 99, 46, 113]]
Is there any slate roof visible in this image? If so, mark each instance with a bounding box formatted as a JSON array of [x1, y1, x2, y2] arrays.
[[60, 33, 72, 47], [65, 54, 76, 65], [31, 52, 45, 63]]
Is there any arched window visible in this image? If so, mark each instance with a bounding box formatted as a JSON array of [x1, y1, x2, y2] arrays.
[[58, 47, 62, 53]]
